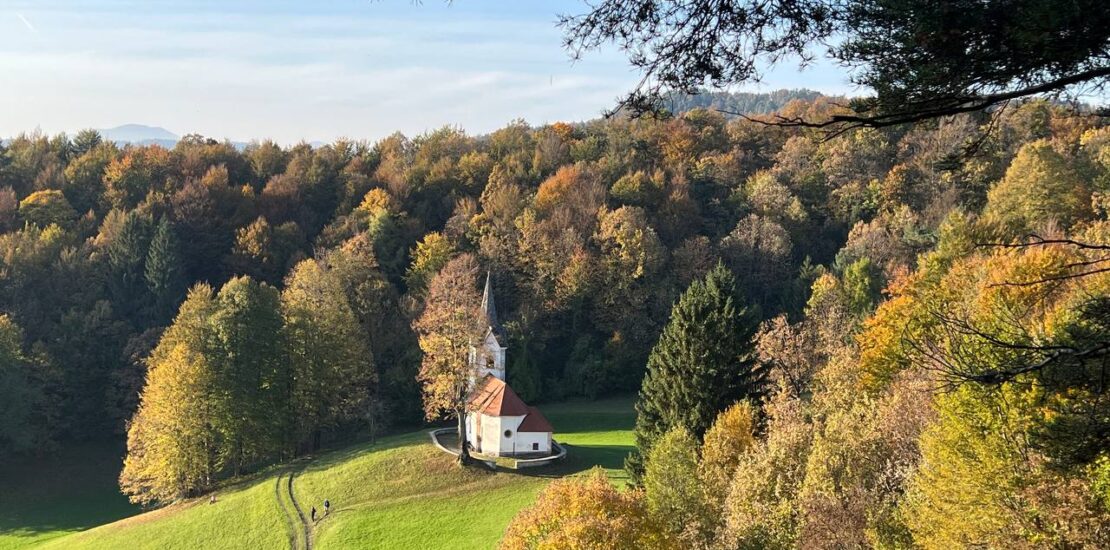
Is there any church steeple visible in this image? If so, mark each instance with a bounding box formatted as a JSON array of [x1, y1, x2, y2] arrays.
[[481, 271, 499, 332], [472, 271, 507, 382]]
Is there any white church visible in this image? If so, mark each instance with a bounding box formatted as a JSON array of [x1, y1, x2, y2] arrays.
[[465, 273, 554, 457]]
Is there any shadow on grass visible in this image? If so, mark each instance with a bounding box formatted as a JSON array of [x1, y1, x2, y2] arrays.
[[0, 442, 139, 542], [510, 443, 635, 480]]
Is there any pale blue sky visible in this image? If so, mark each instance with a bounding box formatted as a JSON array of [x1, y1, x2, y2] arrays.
[[0, 1, 859, 144]]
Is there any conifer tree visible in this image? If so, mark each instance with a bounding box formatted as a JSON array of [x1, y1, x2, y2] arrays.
[[108, 211, 153, 320], [508, 338, 541, 403], [145, 218, 186, 322], [627, 262, 762, 480]]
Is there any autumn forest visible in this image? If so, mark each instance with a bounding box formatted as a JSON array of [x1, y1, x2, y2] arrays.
[[0, 92, 1109, 547]]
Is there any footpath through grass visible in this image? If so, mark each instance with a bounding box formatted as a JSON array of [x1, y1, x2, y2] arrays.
[[19, 396, 634, 550]]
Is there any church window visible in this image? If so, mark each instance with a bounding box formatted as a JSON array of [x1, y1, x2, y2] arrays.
[[532, 442, 539, 451], [504, 429, 512, 438]]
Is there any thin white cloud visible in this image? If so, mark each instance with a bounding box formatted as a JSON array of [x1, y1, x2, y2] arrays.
[[15, 13, 36, 32], [0, 1, 851, 143]]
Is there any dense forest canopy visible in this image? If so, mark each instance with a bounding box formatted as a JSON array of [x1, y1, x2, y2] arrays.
[[0, 91, 1108, 543]]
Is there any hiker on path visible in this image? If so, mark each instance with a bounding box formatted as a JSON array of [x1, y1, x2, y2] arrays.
[[311, 506, 317, 522], [324, 499, 330, 516]]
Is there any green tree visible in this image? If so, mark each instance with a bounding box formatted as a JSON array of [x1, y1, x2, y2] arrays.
[[327, 233, 419, 430], [629, 263, 761, 480], [282, 259, 374, 451], [0, 315, 50, 456], [107, 211, 153, 321], [63, 143, 115, 215], [984, 139, 1092, 232], [209, 276, 285, 472], [71, 129, 103, 157], [508, 338, 542, 403], [145, 218, 186, 322], [643, 426, 711, 545]]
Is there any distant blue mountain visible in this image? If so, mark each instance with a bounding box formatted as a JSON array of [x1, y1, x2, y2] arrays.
[[98, 124, 179, 146], [92, 125, 319, 150]]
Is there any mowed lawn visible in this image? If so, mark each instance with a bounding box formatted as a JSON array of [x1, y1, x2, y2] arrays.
[[17, 396, 634, 550]]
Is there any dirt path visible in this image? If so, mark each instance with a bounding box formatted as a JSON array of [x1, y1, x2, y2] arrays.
[[287, 469, 313, 550], [274, 468, 312, 550], [274, 472, 300, 549]]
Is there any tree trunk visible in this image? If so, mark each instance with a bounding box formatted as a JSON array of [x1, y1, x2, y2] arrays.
[[456, 408, 471, 465]]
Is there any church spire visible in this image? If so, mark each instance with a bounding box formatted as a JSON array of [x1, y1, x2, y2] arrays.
[[481, 271, 498, 329]]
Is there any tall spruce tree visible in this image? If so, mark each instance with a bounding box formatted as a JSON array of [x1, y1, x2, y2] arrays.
[[145, 218, 186, 323], [628, 262, 762, 480], [108, 210, 153, 321]]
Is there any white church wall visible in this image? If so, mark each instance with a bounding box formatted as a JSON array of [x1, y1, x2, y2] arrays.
[[466, 411, 482, 450], [479, 414, 506, 456], [514, 432, 551, 455], [495, 415, 526, 456]]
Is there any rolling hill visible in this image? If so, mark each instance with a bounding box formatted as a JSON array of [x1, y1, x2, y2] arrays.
[[0, 397, 634, 550]]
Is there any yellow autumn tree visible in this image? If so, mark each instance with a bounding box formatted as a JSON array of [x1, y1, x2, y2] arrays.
[[405, 231, 454, 295], [983, 139, 1092, 232], [700, 401, 757, 505], [120, 285, 218, 505], [500, 469, 676, 550]]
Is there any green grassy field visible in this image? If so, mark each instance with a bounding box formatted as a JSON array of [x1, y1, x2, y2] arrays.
[[2, 397, 634, 550], [0, 443, 139, 550]]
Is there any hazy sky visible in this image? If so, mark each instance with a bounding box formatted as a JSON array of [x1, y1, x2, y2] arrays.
[[0, 0, 859, 144]]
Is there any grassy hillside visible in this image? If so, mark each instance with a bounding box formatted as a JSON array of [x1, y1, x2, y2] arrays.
[[0, 444, 139, 550], [8, 397, 633, 550]]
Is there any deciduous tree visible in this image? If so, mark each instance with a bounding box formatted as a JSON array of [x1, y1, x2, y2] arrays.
[[413, 253, 485, 463]]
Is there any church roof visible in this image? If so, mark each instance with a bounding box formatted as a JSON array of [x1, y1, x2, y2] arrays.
[[468, 375, 529, 416], [518, 406, 554, 433], [481, 271, 505, 339]]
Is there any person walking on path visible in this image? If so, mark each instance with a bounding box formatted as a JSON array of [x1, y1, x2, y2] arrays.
[[310, 506, 317, 523], [324, 499, 330, 516]]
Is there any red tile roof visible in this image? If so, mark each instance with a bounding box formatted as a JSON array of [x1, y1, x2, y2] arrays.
[[518, 406, 554, 433], [468, 375, 529, 416]]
